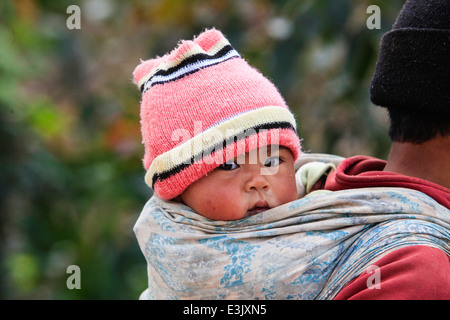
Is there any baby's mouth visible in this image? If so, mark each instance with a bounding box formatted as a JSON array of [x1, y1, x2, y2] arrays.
[[246, 200, 270, 216]]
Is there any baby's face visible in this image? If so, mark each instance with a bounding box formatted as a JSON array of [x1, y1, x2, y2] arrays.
[[178, 146, 298, 220]]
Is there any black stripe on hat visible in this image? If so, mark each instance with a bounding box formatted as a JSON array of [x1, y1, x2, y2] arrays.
[[141, 44, 240, 94]]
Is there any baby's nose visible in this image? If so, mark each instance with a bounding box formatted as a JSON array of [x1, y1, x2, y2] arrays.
[[244, 170, 270, 192]]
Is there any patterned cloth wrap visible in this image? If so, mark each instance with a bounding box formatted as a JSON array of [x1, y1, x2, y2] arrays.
[[134, 154, 450, 300]]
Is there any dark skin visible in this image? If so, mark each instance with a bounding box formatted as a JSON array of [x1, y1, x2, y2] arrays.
[[384, 134, 450, 189]]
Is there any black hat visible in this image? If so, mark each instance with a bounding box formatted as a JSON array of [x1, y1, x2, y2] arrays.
[[370, 0, 450, 113]]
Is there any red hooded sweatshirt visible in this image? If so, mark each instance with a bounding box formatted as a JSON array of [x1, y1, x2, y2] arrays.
[[325, 156, 450, 300]]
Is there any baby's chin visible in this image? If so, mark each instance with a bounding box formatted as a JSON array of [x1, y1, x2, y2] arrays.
[[223, 203, 275, 220], [245, 206, 270, 218]]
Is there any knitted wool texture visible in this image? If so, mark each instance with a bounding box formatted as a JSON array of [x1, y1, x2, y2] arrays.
[[370, 0, 450, 112], [133, 29, 301, 200]]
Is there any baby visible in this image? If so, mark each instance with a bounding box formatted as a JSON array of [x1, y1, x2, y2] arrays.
[[133, 28, 312, 221], [132, 28, 338, 300]]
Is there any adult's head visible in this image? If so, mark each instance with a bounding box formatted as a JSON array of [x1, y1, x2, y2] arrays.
[[370, 0, 450, 143]]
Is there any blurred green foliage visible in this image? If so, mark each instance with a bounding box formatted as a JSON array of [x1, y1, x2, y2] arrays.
[[1, 0, 404, 299]]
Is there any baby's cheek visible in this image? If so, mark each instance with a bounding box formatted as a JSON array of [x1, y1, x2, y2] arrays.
[[209, 191, 247, 220], [204, 198, 219, 214]]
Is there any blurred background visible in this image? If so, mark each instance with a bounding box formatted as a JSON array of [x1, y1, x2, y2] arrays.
[[1, 0, 404, 299]]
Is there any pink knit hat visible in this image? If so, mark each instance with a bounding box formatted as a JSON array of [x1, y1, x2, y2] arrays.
[[133, 29, 301, 200]]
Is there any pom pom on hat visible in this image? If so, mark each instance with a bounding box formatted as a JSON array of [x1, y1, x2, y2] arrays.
[[133, 29, 301, 200]]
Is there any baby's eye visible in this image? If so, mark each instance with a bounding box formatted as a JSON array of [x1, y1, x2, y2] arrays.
[[264, 156, 280, 167], [218, 161, 239, 171]]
